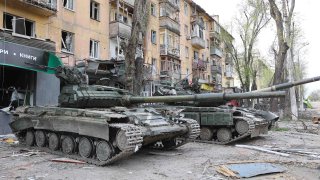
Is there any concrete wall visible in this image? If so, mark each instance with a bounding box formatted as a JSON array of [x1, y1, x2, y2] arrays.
[[36, 72, 60, 106]]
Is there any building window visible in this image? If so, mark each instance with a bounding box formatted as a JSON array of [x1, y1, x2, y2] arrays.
[[61, 31, 74, 53], [90, 40, 99, 59], [90, 1, 100, 20], [184, 2, 188, 16], [63, 0, 74, 10], [152, 58, 157, 75], [151, 3, 156, 16], [184, 24, 189, 36], [3, 13, 35, 37], [185, 46, 189, 58], [151, 30, 157, 44], [207, 39, 209, 49]]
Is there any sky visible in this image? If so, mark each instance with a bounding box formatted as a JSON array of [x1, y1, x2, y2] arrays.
[[193, 0, 320, 96]]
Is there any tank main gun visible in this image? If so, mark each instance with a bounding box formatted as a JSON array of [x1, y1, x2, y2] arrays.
[[252, 76, 320, 92]]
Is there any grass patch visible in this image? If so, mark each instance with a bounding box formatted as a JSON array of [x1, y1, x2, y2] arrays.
[[272, 127, 290, 132]]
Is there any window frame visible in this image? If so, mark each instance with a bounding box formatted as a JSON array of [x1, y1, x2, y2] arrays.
[[63, 0, 75, 11], [185, 46, 189, 58], [151, 30, 157, 44], [151, 3, 156, 16], [90, 1, 100, 21], [90, 39, 100, 59], [61, 30, 74, 53], [3, 13, 36, 37]]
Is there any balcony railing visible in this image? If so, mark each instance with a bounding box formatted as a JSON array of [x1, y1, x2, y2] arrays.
[[192, 59, 207, 70], [109, 21, 132, 39], [159, 16, 180, 34], [209, 31, 220, 40], [211, 65, 222, 74], [17, 0, 57, 15], [160, 44, 180, 57], [191, 35, 205, 49], [210, 47, 223, 58]]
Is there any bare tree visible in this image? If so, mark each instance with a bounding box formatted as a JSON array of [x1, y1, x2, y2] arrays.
[[124, 0, 150, 95], [232, 0, 270, 92], [268, 0, 296, 118]]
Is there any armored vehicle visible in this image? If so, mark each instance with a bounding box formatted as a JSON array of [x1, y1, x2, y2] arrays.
[[153, 76, 320, 144], [9, 66, 285, 165]]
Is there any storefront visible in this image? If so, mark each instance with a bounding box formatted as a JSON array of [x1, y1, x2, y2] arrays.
[[0, 32, 62, 134]]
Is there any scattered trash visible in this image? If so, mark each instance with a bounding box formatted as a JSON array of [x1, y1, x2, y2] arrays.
[[148, 151, 182, 156], [0, 134, 18, 144], [312, 116, 320, 124], [236, 144, 290, 157], [216, 163, 286, 178], [270, 148, 320, 159], [51, 158, 86, 164], [11, 149, 42, 157]]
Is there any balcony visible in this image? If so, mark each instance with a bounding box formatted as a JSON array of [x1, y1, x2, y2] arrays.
[[110, 0, 134, 8], [191, 36, 205, 49], [159, 16, 180, 35], [109, 21, 132, 39], [14, 0, 57, 16], [159, 0, 180, 10], [209, 31, 220, 40], [210, 47, 223, 58], [160, 44, 180, 58], [211, 65, 222, 74], [225, 54, 233, 64], [192, 59, 207, 70]]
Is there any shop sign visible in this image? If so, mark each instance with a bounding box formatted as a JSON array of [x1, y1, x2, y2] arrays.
[[0, 41, 49, 72]]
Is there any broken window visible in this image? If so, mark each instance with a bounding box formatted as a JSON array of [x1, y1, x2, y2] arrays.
[[63, 0, 74, 10], [90, 39, 99, 59], [3, 13, 34, 37], [61, 31, 74, 53], [90, 1, 100, 20], [151, 30, 157, 44]]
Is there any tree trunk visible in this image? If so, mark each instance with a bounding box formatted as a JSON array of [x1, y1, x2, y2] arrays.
[[125, 0, 149, 95], [268, 0, 290, 112]]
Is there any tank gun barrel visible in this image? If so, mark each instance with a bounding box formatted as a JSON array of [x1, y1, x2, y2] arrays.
[[126, 91, 286, 104], [253, 76, 320, 92]]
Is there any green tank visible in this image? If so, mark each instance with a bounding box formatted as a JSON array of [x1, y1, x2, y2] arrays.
[[9, 66, 285, 165], [152, 76, 320, 144]]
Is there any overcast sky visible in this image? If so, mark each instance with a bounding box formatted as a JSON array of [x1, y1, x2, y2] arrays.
[[193, 0, 320, 96]]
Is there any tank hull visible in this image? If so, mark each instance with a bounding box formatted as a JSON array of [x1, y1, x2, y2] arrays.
[[10, 106, 200, 165]]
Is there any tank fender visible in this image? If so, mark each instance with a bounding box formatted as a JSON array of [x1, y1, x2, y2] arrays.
[[10, 115, 110, 141]]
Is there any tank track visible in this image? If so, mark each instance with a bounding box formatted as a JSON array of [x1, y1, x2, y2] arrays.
[[153, 118, 200, 150], [195, 116, 260, 145], [16, 123, 143, 166]]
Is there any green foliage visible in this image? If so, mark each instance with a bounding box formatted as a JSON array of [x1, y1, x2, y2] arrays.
[[272, 127, 290, 132], [308, 90, 320, 101]]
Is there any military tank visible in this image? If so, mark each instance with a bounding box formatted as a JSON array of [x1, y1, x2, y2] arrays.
[[152, 76, 320, 144], [9, 66, 285, 165]]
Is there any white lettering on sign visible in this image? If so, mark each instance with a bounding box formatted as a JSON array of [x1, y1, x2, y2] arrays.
[[0, 49, 9, 55], [20, 53, 37, 61]]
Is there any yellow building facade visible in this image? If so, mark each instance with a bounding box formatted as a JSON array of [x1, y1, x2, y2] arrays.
[[0, 0, 234, 95]]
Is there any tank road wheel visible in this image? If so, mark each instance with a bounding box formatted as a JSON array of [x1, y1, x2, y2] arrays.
[[200, 127, 214, 141], [96, 141, 114, 161], [48, 133, 60, 151], [35, 130, 47, 147], [216, 128, 232, 142], [79, 137, 94, 158], [116, 130, 128, 151], [25, 130, 35, 146], [61, 136, 75, 154], [235, 120, 249, 135]]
